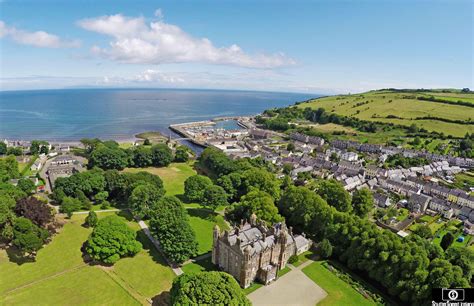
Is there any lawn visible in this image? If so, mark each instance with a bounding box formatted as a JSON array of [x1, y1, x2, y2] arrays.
[[291, 250, 313, 267], [396, 208, 409, 222], [297, 90, 474, 137], [182, 256, 216, 274], [0, 211, 175, 305], [124, 162, 196, 196], [302, 261, 376, 306], [187, 208, 229, 255]]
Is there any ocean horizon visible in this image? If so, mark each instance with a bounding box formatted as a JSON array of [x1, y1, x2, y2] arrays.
[[0, 88, 317, 142]]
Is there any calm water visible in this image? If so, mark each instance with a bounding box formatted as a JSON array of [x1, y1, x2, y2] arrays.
[[0, 88, 316, 141]]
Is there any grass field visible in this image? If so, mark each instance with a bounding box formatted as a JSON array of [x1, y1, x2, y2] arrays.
[[182, 256, 216, 274], [302, 261, 376, 306], [187, 208, 229, 255], [297, 90, 474, 137], [291, 250, 313, 267], [124, 162, 196, 196], [0, 211, 175, 305]]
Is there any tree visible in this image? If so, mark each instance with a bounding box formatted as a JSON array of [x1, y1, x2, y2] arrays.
[[89, 144, 128, 170], [129, 183, 164, 219], [149, 196, 198, 263], [85, 215, 142, 264], [151, 144, 173, 167], [143, 138, 151, 146], [39, 145, 49, 154], [60, 197, 82, 218], [202, 185, 227, 211], [413, 224, 433, 239], [240, 168, 281, 200], [17, 178, 36, 194], [227, 190, 283, 225], [12, 217, 49, 256], [199, 147, 236, 177], [319, 238, 333, 258], [317, 179, 352, 212], [174, 146, 190, 162], [184, 175, 213, 202], [170, 272, 251, 305], [15, 197, 53, 227], [286, 142, 295, 152], [217, 172, 242, 201], [84, 211, 98, 227], [94, 191, 109, 204], [130, 145, 153, 167], [351, 188, 374, 218], [6, 147, 22, 156], [0, 142, 7, 155], [0, 155, 19, 182], [282, 163, 293, 175], [440, 232, 455, 251]]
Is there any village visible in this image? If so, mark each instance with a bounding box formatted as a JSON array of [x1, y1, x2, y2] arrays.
[[167, 116, 474, 247]]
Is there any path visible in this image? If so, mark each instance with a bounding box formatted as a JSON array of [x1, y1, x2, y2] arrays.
[[248, 258, 327, 306], [183, 252, 211, 265], [72, 208, 122, 215], [136, 219, 183, 276]]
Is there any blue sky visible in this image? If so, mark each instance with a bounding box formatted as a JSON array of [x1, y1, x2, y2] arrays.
[[0, 0, 472, 93]]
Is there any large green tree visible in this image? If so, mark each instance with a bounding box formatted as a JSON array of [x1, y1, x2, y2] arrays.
[[129, 183, 164, 219], [151, 144, 173, 167], [170, 272, 251, 305], [317, 179, 352, 212], [351, 188, 374, 218], [149, 196, 198, 263], [202, 185, 228, 211], [227, 190, 283, 225], [85, 215, 142, 264], [12, 217, 49, 256], [89, 144, 129, 170], [184, 175, 213, 202]]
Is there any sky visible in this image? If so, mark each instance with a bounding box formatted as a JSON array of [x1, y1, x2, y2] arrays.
[[0, 0, 472, 94]]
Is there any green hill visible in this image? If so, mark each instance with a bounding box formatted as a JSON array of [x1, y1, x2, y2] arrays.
[[297, 89, 474, 137]]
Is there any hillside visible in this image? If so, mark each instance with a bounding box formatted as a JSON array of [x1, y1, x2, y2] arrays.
[[296, 89, 474, 137]]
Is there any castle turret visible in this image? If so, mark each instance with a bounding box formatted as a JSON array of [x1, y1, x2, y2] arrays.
[[212, 225, 220, 265], [240, 244, 253, 287]]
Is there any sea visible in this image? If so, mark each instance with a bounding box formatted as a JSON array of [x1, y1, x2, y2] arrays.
[[0, 88, 317, 141]]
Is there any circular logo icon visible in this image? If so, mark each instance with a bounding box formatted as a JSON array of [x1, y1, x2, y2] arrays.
[[448, 290, 458, 301]]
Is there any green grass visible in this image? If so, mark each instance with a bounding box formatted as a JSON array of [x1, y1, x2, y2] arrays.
[[429, 219, 446, 234], [291, 250, 313, 267], [302, 261, 376, 306], [396, 208, 409, 222], [277, 266, 291, 277], [2, 266, 140, 306], [297, 90, 474, 137], [187, 208, 229, 255], [0, 211, 175, 305], [124, 162, 196, 196], [182, 256, 217, 274], [243, 282, 264, 295]]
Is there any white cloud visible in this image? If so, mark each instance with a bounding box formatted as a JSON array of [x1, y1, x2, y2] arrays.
[[0, 20, 80, 48], [77, 14, 295, 68], [134, 69, 185, 83]]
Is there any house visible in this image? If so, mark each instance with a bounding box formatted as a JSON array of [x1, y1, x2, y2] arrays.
[[30, 159, 43, 171], [212, 215, 311, 288], [341, 151, 358, 162], [249, 129, 270, 140], [374, 193, 391, 208], [408, 194, 431, 213], [51, 155, 76, 166]]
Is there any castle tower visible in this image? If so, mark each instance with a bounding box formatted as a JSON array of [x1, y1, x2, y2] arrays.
[[212, 224, 220, 265], [277, 224, 288, 270], [240, 244, 252, 288]]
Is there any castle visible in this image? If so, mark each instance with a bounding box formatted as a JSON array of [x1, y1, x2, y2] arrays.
[[212, 214, 311, 288]]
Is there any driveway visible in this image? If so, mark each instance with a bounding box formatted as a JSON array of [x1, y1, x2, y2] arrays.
[[248, 263, 327, 306]]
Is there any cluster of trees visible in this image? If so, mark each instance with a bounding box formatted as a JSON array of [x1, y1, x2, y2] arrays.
[[0, 155, 19, 182], [85, 215, 142, 264], [198, 148, 283, 225], [80, 138, 190, 171], [0, 185, 53, 257], [170, 271, 251, 305], [384, 153, 428, 168], [278, 184, 471, 305], [184, 175, 227, 211], [53, 167, 165, 218], [30, 140, 50, 155], [417, 95, 474, 108], [459, 133, 474, 158]]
